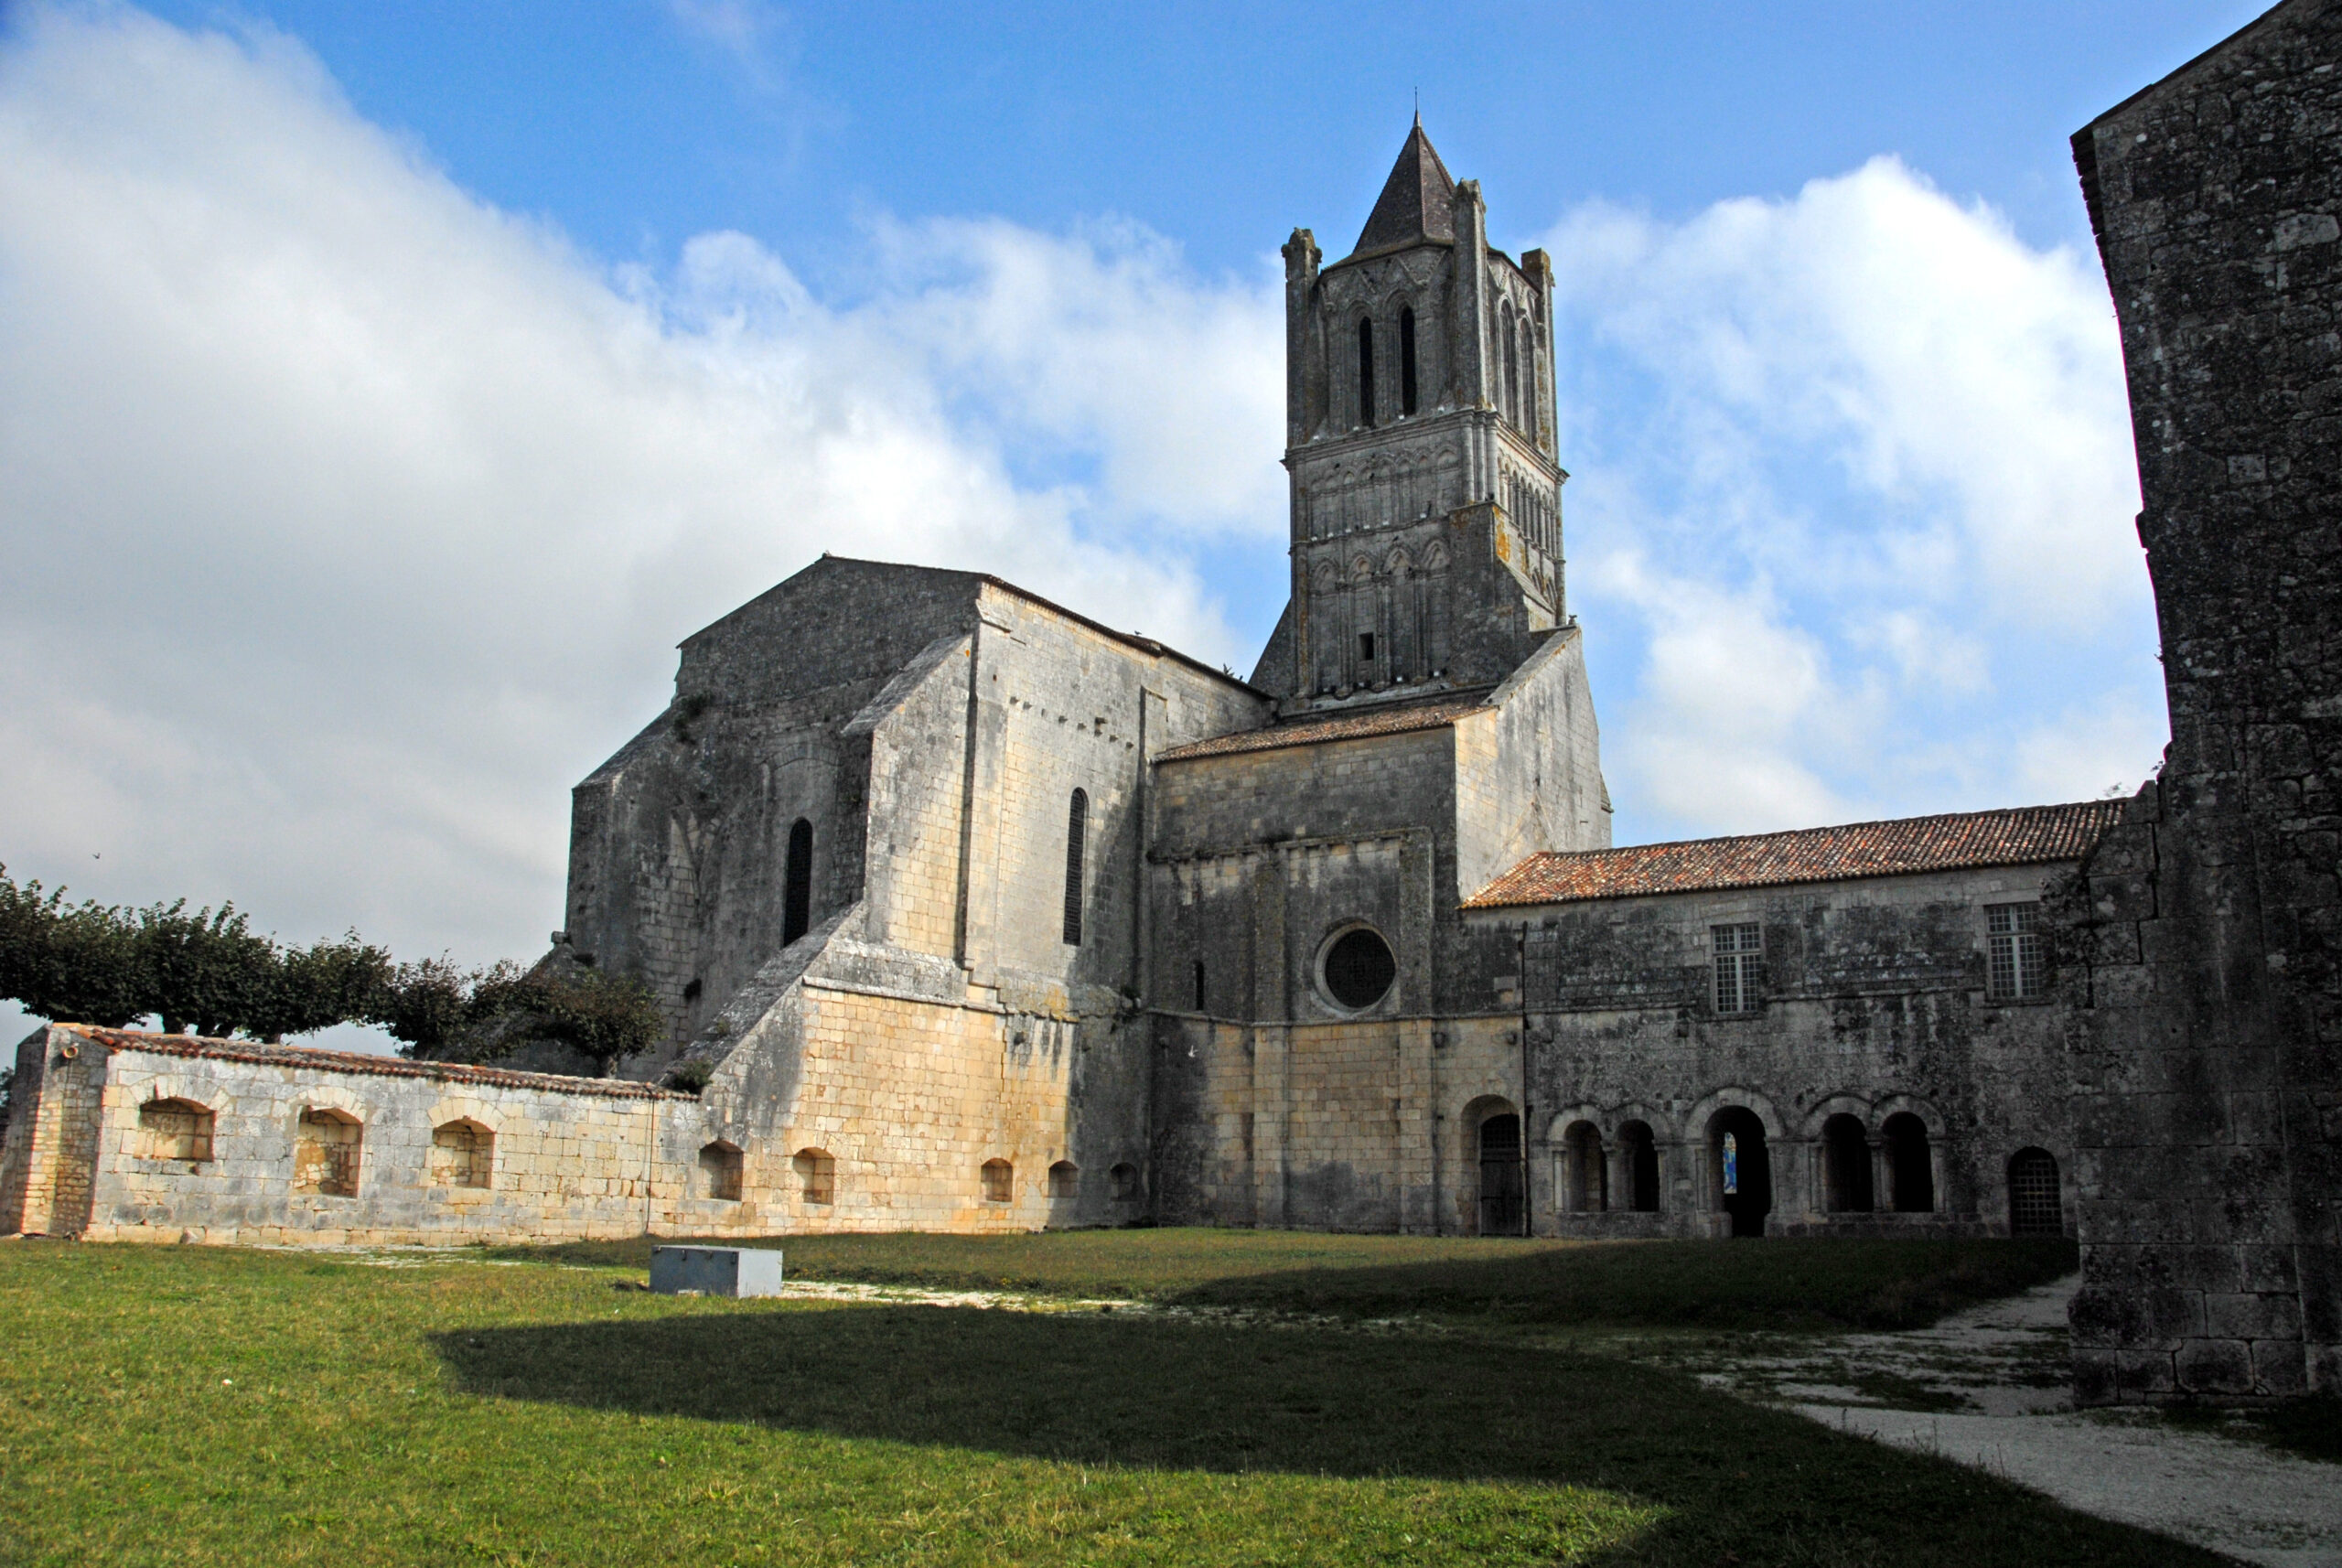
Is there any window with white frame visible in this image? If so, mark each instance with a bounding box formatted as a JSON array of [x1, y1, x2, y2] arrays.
[[1712, 923, 1762, 1015], [1987, 902, 2047, 999]]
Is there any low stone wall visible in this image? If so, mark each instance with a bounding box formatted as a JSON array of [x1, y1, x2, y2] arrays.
[[0, 1026, 700, 1245]]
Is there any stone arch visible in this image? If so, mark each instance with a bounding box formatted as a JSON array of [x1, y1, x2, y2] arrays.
[[2007, 1147, 2063, 1236], [1819, 1112, 1873, 1213], [1109, 1161, 1141, 1202], [698, 1139, 744, 1202], [1616, 1119, 1662, 1212], [429, 1118, 494, 1189], [793, 1146, 834, 1204], [1464, 1094, 1525, 1237], [1881, 1111, 1936, 1213], [981, 1157, 1014, 1204], [1047, 1159, 1080, 1199], [293, 1107, 362, 1197], [1704, 1103, 1773, 1238], [134, 1095, 215, 1163], [1559, 1119, 1606, 1213]]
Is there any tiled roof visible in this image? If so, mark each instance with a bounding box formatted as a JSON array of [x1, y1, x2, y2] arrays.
[[1351, 120, 1456, 255], [1156, 695, 1489, 762], [1464, 800, 2127, 909], [54, 1026, 690, 1100]]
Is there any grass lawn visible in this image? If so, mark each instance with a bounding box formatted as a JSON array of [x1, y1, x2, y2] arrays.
[[0, 1234, 2218, 1567], [500, 1228, 2080, 1331]]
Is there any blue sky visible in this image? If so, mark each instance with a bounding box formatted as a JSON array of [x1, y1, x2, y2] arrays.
[[0, 2, 2269, 1045]]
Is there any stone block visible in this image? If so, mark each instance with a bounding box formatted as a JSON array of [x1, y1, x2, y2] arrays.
[[2175, 1336, 2256, 1396], [2117, 1347, 2178, 1399], [2204, 1289, 2303, 1340], [649, 1245, 786, 1298], [2253, 1336, 2310, 1396]]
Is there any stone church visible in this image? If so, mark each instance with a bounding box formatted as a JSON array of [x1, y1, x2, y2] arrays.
[[2, 121, 2117, 1255]]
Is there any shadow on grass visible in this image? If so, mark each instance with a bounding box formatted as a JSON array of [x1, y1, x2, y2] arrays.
[[432, 1300, 2211, 1565], [1161, 1238, 2082, 1330], [489, 1232, 2079, 1332]]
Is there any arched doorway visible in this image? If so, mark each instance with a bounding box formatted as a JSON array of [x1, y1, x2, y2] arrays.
[[2008, 1147, 2062, 1235], [1560, 1120, 1606, 1213], [1884, 1112, 1935, 1212], [1709, 1107, 1771, 1237], [1821, 1112, 1874, 1213], [1617, 1121, 1661, 1212], [1477, 1110, 1525, 1236]]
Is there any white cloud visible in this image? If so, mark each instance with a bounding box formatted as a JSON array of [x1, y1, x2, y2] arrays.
[[1547, 157, 2165, 839], [0, 2, 1282, 1036]]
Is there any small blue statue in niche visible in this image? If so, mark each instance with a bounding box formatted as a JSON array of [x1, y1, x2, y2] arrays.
[[1723, 1132, 1739, 1196]]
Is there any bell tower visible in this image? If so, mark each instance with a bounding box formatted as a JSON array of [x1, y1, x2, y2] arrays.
[[1251, 121, 1569, 711]]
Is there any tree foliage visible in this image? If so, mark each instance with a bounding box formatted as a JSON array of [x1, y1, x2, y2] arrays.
[[0, 865, 664, 1075]]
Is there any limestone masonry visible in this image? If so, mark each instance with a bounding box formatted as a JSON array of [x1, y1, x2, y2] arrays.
[[6, 16, 2338, 1404]]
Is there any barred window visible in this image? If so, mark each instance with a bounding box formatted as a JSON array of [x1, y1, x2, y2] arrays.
[[1712, 923, 1761, 1015], [1987, 902, 2047, 999]]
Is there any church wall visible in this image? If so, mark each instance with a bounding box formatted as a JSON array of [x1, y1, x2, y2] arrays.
[[1150, 727, 1453, 1024], [2066, 0, 2342, 1402], [1482, 865, 2080, 1240], [1151, 860, 2082, 1239], [562, 559, 992, 1069], [1453, 625, 1610, 901]]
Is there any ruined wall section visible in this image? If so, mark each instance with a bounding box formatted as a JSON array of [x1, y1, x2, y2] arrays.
[[562, 559, 989, 1071], [2069, 0, 2342, 1402], [1453, 625, 1611, 899], [0, 1027, 704, 1245]]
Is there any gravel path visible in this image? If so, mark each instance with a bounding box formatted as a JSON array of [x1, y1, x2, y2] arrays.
[[1679, 1276, 2340, 1567]]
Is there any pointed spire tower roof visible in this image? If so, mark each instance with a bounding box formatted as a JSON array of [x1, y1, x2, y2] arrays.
[[1350, 116, 1457, 256]]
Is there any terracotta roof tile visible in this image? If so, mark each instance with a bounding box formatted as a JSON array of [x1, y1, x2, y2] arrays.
[[56, 1026, 689, 1100], [1465, 800, 2126, 909], [1157, 695, 1489, 762]]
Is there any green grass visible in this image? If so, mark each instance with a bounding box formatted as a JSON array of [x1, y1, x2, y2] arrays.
[[0, 1236, 2217, 1566], [499, 1228, 2079, 1331]]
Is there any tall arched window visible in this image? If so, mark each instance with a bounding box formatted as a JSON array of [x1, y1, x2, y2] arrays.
[[782, 816, 813, 946], [1399, 306, 1418, 415], [1520, 318, 1537, 435], [1357, 317, 1376, 427], [1502, 307, 1520, 428], [1062, 789, 1087, 946]]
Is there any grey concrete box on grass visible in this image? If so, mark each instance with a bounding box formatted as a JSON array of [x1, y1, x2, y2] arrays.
[[650, 1245, 783, 1297]]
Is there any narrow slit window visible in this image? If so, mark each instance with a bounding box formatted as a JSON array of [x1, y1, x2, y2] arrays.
[[1359, 631, 1375, 662], [1192, 960, 1207, 1012], [782, 817, 813, 946], [1357, 318, 1376, 427], [1399, 306, 1418, 414], [1062, 789, 1087, 947]]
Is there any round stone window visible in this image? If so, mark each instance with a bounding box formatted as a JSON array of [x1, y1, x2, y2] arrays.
[[1319, 926, 1397, 1012]]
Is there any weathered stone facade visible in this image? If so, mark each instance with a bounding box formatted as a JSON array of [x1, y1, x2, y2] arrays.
[[0, 123, 2143, 1262], [2064, 0, 2342, 1403]]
